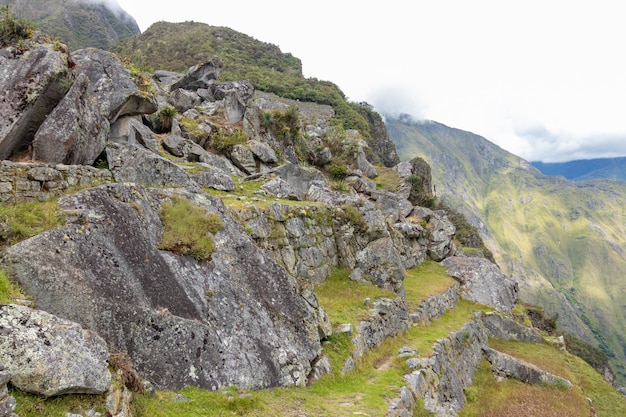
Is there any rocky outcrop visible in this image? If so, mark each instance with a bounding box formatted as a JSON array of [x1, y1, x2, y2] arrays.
[[32, 73, 110, 165], [483, 347, 573, 388], [171, 58, 222, 91], [2, 183, 324, 391], [71, 48, 157, 123], [409, 284, 460, 325], [441, 256, 518, 313], [482, 312, 544, 342], [0, 43, 70, 160], [0, 304, 111, 397]]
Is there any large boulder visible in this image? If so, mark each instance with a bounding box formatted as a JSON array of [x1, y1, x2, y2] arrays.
[[1, 183, 323, 391], [171, 58, 222, 91], [441, 256, 518, 313], [71, 48, 157, 123], [32, 73, 110, 165], [272, 163, 329, 201], [109, 116, 159, 154], [0, 304, 111, 397], [0, 43, 69, 160]]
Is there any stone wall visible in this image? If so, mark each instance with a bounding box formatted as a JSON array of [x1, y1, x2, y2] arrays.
[[410, 284, 460, 325], [0, 161, 113, 203]]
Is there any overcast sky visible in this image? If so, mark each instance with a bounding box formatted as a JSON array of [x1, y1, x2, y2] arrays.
[[112, 0, 626, 163]]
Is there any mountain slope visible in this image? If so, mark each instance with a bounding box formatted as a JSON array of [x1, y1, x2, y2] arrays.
[[387, 115, 626, 385], [0, 0, 140, 50], [532, 157, 626, 182]]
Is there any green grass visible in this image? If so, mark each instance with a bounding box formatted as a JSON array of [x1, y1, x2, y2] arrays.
[[403, 261, 458, 310], [460, 339, 626, 417], [158, 195, 223, 261], [315, 268, 396, 326], [0, 200, 62, 249], [0, 269, 24, 304], [11, 387, 108, 417]]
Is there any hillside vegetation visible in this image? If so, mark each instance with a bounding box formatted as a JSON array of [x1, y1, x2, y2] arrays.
[[0, 0, 139, 49], [387, 116, 626, 386]]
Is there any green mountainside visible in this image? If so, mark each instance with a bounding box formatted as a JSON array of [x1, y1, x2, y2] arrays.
[[113, 20, 399, 166], [0, 0, 139, 50], [387, 115, 626, 385], [533, 157, 626, 182]]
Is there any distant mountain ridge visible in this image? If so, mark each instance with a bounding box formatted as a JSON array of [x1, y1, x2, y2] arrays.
[[532, 157, 626, 182], [386, 114, 626, 385], [0, 0, 140, 50]]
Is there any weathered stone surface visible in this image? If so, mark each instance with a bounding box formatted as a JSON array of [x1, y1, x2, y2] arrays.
[[2, 184, 322, 391], [441, 257, 519, 313], [355, 237, 405, 293], [71, 48, 157, 123], [32, 73, 110, 165], [271, 163, 328, 201], [171, 58, 222, 91], [109, 116, 159, 154], [191, 166, 235, 191], [106, 142, 199, 189], [0, 304, 111, 397], [483, 347, 573, 388], [211, 80, 254, 102], [0, 44, 69, 160], [230, 144, 257, 174], [261, 177, 297, 199], [248, 140, 278, 164], [167, 88, 202, 113], [482, 312, 544, 342]]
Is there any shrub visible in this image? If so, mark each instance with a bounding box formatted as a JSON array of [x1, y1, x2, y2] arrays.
[[151, 105, 177, 133], [158, 196, 223, 262], [0, 5, 35, 46], [210, 129, 248, 154], [327, 163, 349, 180], [338, 204, 367, 233]]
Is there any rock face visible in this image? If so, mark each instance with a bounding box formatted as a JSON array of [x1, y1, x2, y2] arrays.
[[441, 256, 518, 313], [0, 365, 17, 417], [2, 183, 323, 390], [0, 304, 111, 397], [0, 43, 70, 159]]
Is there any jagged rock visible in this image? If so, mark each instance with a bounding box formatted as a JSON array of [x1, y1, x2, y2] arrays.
[[395, 161, 412, 178], [369, 189, 413, 222], [306, 354, 332, 385], [356, 149, 378, 179], [0, 304, 111, 398], [224, 90, 247, 123], [167, 88, 202, 113], [109, 116, 159, 154], [483, 347, 573, 388], [272, 163, 328, 201], [171, 58, 222, 91], [356, 237, 405, 293], [71, 48, 157, 123], [314, 146, 332, 166], [152, 70, 182, 87], [441, 257, 519, 313], [248, 140, 278, 164], [0, 43, 69, 160], [618, 387, 626, 396], [349, 176, 376, 194], [162, 135, 188, 157], [2, 184, 322, 391], [261, 177, 298, 199], [106, 142, 199, 189], [211, 81, 254, 102], [191, 166, 235, 191], [482, 312, 543, 342], [32, 73, 110, 165], [230, 144, 257, 174]]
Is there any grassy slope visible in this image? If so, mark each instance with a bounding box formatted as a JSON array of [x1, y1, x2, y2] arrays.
[[387, 116, 626, 385]]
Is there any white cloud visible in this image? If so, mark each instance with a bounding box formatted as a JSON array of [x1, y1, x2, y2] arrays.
[[115, 0, 626, 162]]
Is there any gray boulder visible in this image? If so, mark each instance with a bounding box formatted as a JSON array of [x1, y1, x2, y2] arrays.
[[71, 48, 157, 123], [2, 184, 322, 391], [441, 256, 518, 313], [211, 80, 254, 102], [109, 116, 159, 154], [272, 163, 329, 201], [230, 144, 257, 174], [483, 347, 572, 388], [106, 142, 199, 189], [0, 44, 69, 160], [261, 177, 298, 199], [32, 73, 109, 165], [482, 312, 543, 342], [171, 58, 222, 91], [0, 366, 17, 417], [167, 88, 202, 113], [191, 166, 235, 191], [355, 237, 406, 294], [0, 304, 111, 397], [249, 140, 278, 164]]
